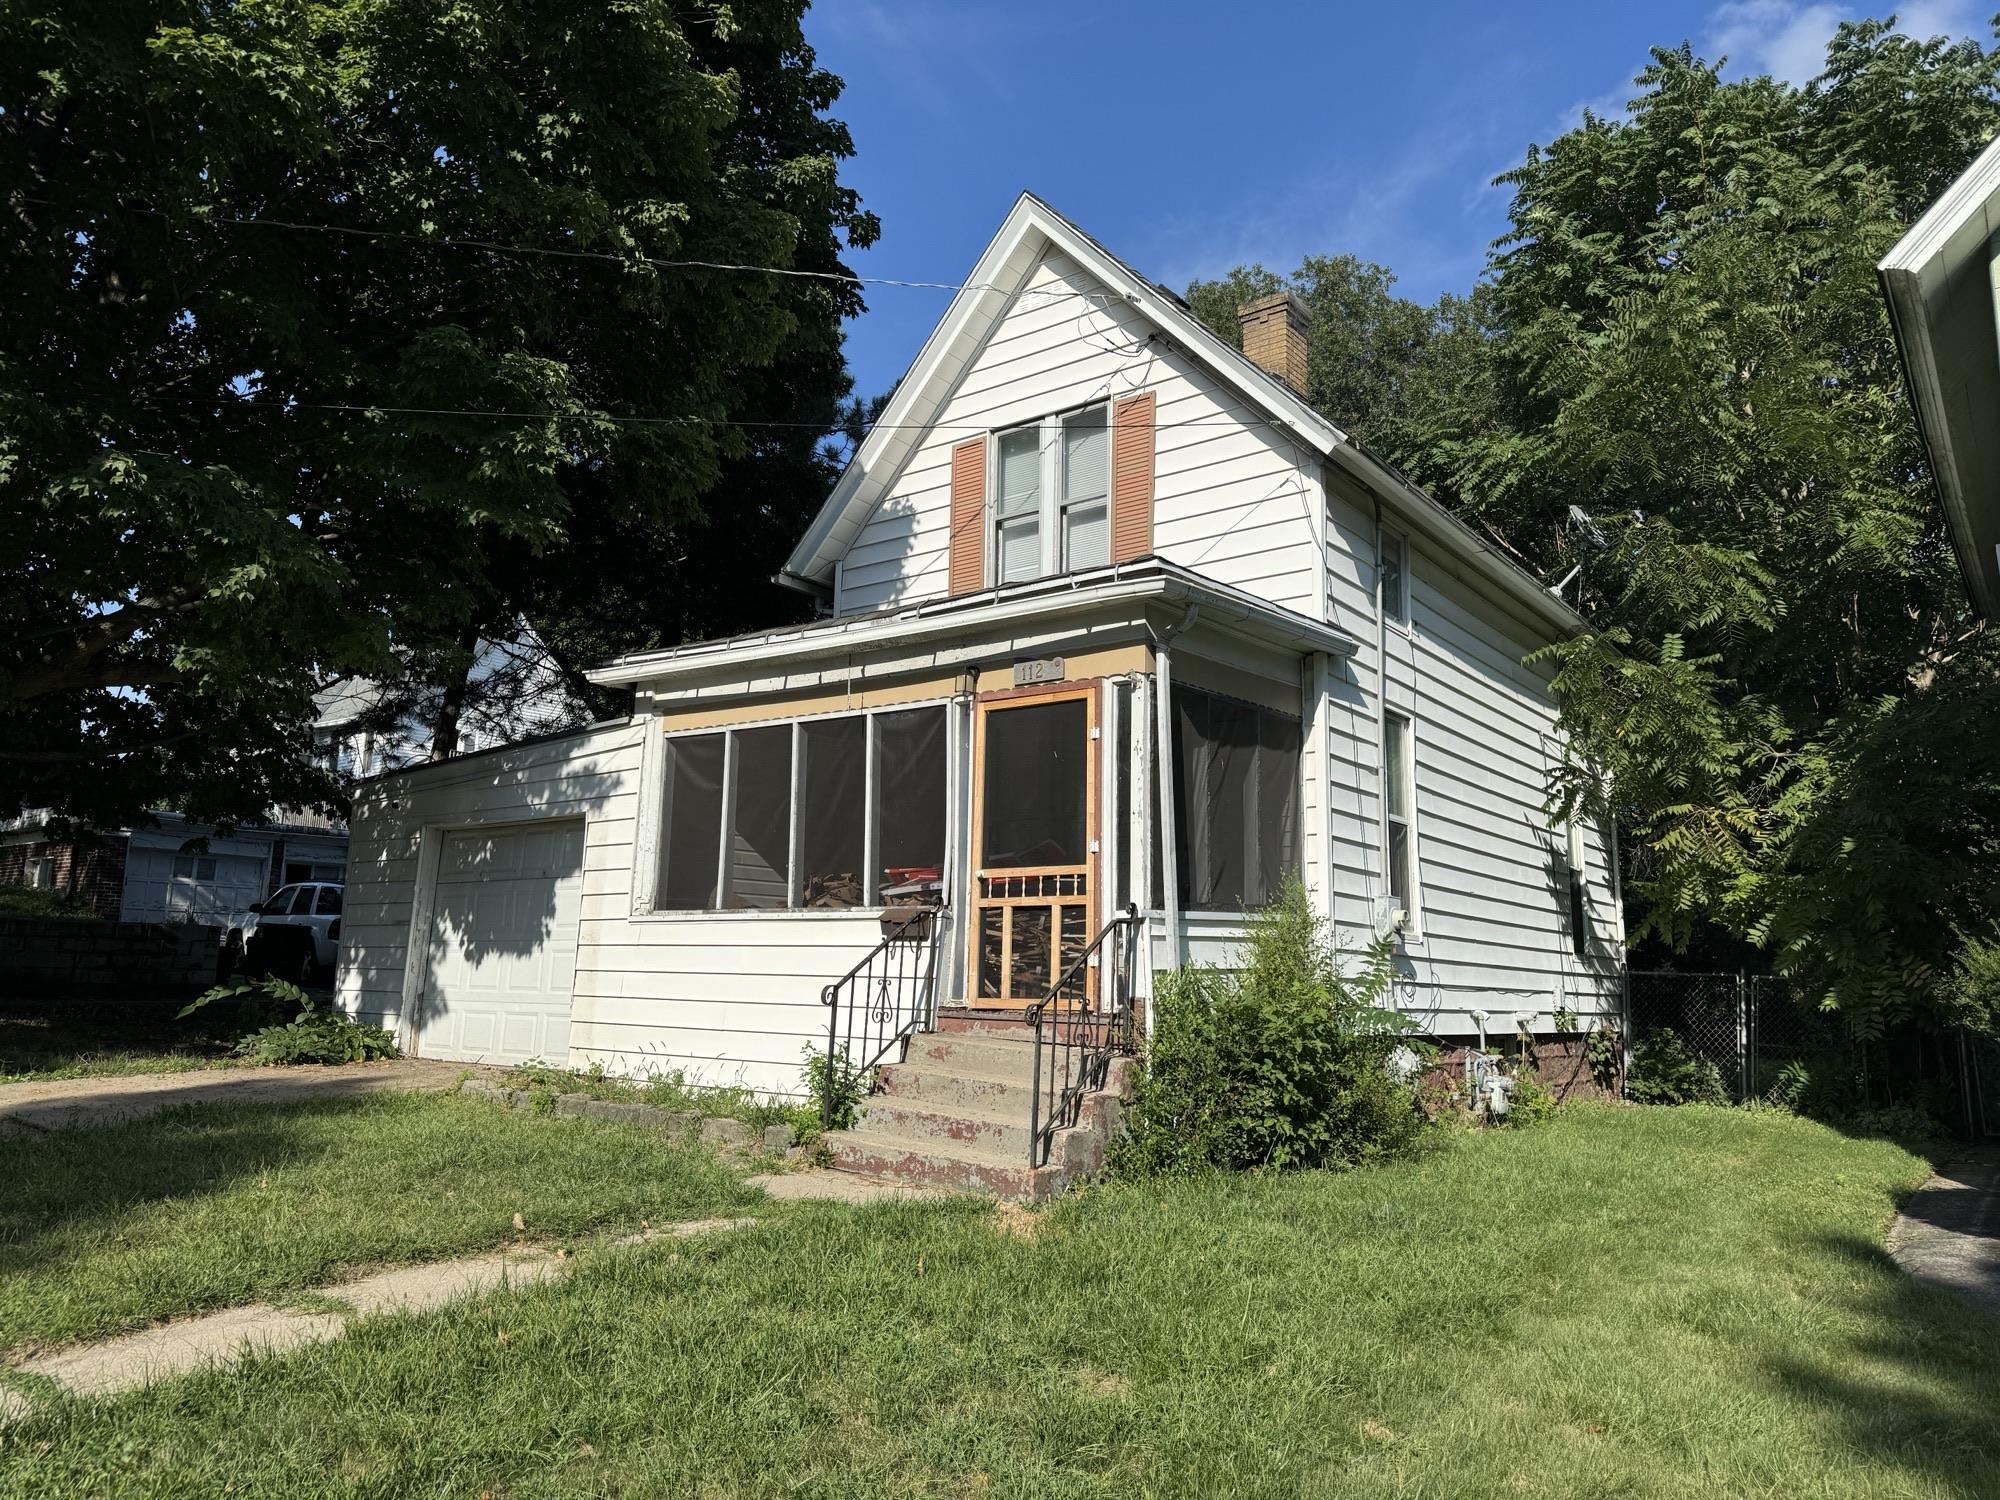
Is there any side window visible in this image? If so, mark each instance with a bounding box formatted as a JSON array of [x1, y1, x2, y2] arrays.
[[315, 886, 344, 915], [1383, 712, 1419, 928], [1381, 530, 1409, 626]]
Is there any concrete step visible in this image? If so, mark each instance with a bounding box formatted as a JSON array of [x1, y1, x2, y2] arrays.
[[903, 1033, 1036, 1080], [936, 1009, 1036, 1038], [855, 1095, 1035, 1158], [875, 1061, 1037, 1113], [826, 1129, 1041, 1198]]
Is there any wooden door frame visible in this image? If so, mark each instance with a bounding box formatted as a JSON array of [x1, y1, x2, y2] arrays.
[[967, 680, 1101, 1006]]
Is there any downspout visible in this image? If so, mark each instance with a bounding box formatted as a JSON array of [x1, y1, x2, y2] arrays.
[[1148, 604, 1199, 1033], [1371, 492, 1390, 915]]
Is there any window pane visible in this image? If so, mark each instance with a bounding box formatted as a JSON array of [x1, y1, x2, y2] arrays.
[[998, 427, 1040, 517], [659, 733, 725, 909], [726, 726, 792, 909], [315, 886, 343, 915], [172, 855, 193, 879], [1064, 500, 1108, 571], [981, 699, 1088, 869], [876, 707, 947, 898], [997, 514, 1041, 583], [1063, 405, 1108, 500], [1382, 534, 1408, 624], [1256, 710, 1301, 903], [799, 717, 865, 908], [1388, 820, 1410, 904], [1173, 688, 1255, 911], [1385, 715, 1410, 820], [1173, 686, 1300, 912], [285, 884, 312, 914]]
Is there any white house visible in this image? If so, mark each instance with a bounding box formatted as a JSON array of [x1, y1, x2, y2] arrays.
[[337, 194, 1625, 1126]]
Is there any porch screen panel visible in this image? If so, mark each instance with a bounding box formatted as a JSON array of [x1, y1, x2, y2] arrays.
[[876, 707, 947, 896], [725, 726, 792, 909], [799, 717, 866, 907], [659, 732, 725, 909], [1172, 685, 1300, 911], [980, 699, 1087, 869]]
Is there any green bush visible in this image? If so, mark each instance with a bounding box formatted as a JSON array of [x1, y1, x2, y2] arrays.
[[1112, 881, 1425, 1175], [180, 978, 398, 1065], [1626, 1028, 1730, 1106], [1503, 1066, 1559, 1127], [802, 1045, 870, 1132]]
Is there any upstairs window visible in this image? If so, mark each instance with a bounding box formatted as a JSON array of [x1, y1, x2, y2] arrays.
[[1381, 530, 1409, 626], [1061, 405, 1110, 570], [995, 426, 1043, 584], [990, 402, 1113, 585]]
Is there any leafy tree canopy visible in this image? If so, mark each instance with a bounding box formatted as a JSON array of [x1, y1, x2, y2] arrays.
[[2, 0, 874, 828], [1190, 20, 2000, 1036]]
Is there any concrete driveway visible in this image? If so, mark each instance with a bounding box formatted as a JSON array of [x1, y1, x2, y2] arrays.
[[0, 1058, 479, 1134]]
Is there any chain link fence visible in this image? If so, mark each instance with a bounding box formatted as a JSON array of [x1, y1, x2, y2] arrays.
[[1628, 969, 1999, 1136], [1626, 970, 1833, 1105]]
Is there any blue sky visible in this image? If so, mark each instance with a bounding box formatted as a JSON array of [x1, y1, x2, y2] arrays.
[[808, 0, 1991, 402]]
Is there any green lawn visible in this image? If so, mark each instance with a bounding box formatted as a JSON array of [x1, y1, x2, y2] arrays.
[[0, 1092, 761, 1350], [5, 1104, 1995, 1498], [0, 1007, 243, 1082]]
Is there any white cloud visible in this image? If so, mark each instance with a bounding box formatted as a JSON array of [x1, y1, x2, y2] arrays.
[[1708, 0, 1849, 84], [1896, 0, 1983, 43]]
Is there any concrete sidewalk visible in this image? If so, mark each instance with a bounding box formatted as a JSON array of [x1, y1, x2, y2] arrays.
[[1888, 1150, 2000, 1315], [0, 1058, 479, 1133]]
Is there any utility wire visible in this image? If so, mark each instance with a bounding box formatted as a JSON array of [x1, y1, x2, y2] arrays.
[[87, 201, 1142, 306], [190, 396, 1305, 434]]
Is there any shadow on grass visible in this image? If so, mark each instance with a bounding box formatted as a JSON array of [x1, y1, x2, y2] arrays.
[[1762, 1232, 2000, 1497], [0, 1096, 365, 1281]]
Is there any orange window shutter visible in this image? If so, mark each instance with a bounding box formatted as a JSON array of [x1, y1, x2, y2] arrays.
[[1110, 391, 1156, 563], [948, 437, 987, 594]]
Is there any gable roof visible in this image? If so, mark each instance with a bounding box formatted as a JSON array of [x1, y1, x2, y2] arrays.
[[783, 193, 1589, 641], [1878, 131, 2000, 616]]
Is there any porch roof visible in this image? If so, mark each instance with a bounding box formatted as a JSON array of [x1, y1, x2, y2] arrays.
[[584, 557, 1358, 690]]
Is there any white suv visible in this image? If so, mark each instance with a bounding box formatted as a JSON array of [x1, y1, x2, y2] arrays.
[[241, 882, 344, 983]]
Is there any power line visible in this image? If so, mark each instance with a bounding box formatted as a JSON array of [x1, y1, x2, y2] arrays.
[[88, 202, 1141, 306], [187, 396, 1300, 434]]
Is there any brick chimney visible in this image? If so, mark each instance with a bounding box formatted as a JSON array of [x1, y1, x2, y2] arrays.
[[1238, 290, 1311, 394]]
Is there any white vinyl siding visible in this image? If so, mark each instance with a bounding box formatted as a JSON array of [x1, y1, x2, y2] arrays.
[[837, 248, 1319, 615]]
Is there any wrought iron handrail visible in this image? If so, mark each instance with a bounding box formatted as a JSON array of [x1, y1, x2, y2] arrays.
[[1026, 904, 1142, 1168], [819, 905, 943, 1128]]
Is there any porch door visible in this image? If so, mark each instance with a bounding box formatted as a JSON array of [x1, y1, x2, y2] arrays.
[[970, 685, 1098, 1005]]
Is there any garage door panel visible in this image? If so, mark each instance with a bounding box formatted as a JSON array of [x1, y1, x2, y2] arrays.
[[420, 822, 584, 1066]]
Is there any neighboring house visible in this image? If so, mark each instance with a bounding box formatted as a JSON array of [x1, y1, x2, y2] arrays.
[[0, 637, 579, 933], [1879, 130, 2000, 614], [337, 193, 1626, 1097], [1, 810, 348, 929], [314, 627, 587, 774]]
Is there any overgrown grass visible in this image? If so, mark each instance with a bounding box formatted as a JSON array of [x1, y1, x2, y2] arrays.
[[0, 1093, 759, 1350], [6, 1105, 1996, 1497], [501, 1059, 802, 1131], [0, 1007, 242, 1083]]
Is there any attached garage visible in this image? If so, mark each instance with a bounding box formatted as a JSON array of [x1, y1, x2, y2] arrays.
[[414, 821, 585, 1066]]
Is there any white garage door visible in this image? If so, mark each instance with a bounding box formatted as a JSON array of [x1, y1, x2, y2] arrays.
[[418, 821, 585, 1066], [122, 847, 268, 927]]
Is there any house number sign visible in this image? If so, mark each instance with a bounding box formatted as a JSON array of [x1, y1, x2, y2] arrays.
[[1012, 656, 1065, 687]]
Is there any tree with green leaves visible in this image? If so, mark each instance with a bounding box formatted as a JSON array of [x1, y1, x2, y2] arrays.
[[1406, 23, 2000, 1036], [1188, 20, 2000, 1041], [2, 0, 873, 829]]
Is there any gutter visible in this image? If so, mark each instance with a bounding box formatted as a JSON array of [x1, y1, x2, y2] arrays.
[[585, 559, 1358, 690]]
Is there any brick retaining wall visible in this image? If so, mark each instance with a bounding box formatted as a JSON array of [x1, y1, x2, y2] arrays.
[[0, 917, 221, 997]]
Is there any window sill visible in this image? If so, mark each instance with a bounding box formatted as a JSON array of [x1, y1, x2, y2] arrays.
[[629, 906, 918, 924]]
